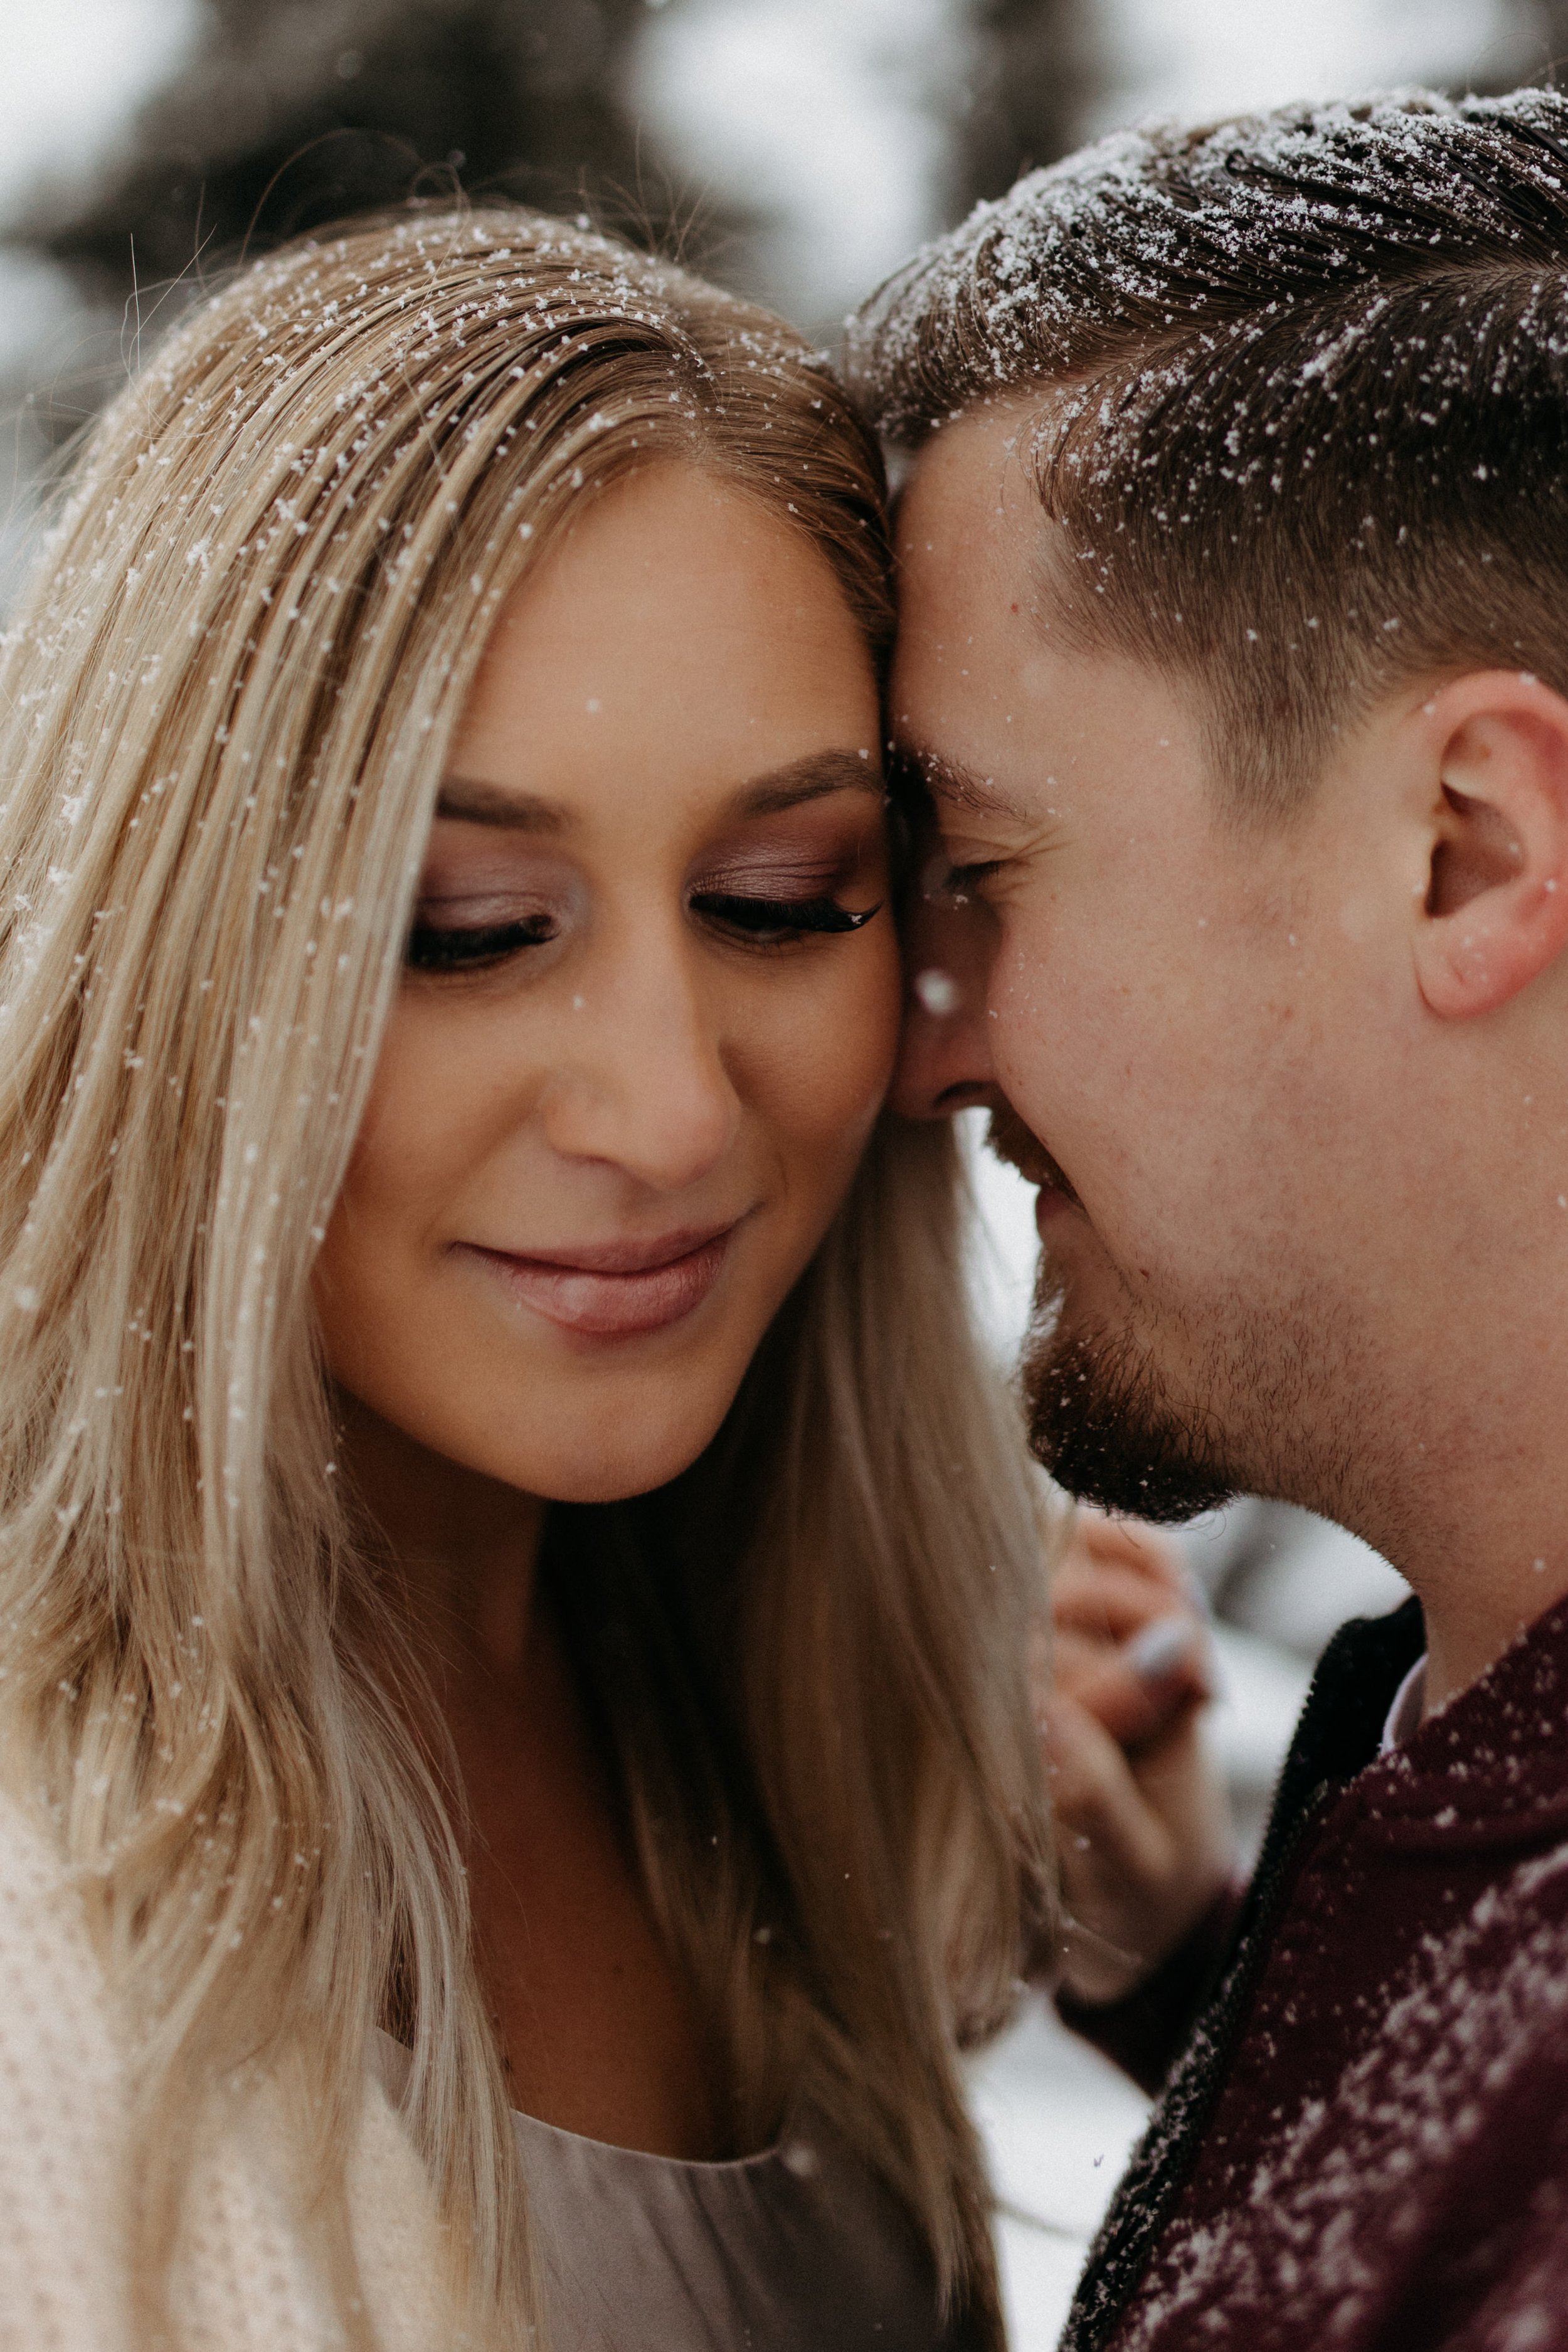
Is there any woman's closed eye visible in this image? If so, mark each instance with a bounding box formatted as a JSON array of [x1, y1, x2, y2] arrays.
[[406, 911, 557, 972], [405, 882, 569, 972], [687, 832, 887, 950], [688, 887, 882, 947]]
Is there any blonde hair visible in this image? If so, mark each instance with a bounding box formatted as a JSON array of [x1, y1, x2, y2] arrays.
[[0, 207, 1052, 2347]]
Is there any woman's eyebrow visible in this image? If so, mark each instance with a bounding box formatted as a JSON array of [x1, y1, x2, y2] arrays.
[[436, 749, 882, 831], [435, 778, 567, 830], [736, 749, 884, 816]]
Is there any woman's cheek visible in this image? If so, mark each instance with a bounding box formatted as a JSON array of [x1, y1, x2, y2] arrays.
[[773, 939, 902, 1184], [354, 994, 537, 1181]]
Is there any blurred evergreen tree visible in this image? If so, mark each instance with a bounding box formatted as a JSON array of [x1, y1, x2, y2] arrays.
[[1521, 2, 1568, 83], [24, 0, 701, 322], [949, 0, 1093, 216]]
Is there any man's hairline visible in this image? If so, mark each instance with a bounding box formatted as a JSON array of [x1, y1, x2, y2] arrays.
[[899, 374, 1277, 834], [901, 350, 1568, 827], [900, 370, 1387, 834]]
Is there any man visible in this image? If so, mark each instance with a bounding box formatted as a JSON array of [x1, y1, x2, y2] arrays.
[[854, 88, 1568, 2352]]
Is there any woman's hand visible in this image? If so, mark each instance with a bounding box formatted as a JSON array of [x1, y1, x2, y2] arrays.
[[1036, 1509, 1238, 2008]]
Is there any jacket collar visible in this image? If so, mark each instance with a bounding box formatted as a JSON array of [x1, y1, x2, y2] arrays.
[[1351, 1591, 1568, 1851]]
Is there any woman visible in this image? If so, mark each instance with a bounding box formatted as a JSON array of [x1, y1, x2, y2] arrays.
[[0, 208, 1054, 2350]]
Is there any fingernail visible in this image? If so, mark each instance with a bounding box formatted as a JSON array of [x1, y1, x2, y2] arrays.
[[1125, 1614, 1196, 1681]]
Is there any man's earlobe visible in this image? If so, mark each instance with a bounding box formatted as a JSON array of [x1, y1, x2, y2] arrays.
[[1414, 680, 1568, 1020]]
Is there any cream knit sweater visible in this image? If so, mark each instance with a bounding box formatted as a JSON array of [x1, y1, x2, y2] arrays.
[[0, 1789, 452, 2351]]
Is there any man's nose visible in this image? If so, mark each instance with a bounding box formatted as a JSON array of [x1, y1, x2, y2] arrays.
[[889, 864, 1000, 1119]]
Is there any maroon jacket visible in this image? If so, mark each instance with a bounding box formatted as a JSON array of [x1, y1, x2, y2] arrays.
[[1062, 1590, 1568, 2352]]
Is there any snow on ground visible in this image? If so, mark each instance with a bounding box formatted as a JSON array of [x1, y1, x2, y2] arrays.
[[970, 1996, 1152, 2349]]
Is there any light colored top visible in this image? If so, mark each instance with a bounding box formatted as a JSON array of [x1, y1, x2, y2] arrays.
[[373, 2022, 958, 2348], [0, 1784, 960, 2352], [512, 2100, 956, 2352], [0, 1787, 451, 2352]]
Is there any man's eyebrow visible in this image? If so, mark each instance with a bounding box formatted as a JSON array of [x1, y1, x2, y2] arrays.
[[436, 749, 882, 830], [897, 747, 1029, 822]]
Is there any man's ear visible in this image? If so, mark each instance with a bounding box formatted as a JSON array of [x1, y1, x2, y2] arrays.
[[1413, 673, 1568, 1020]]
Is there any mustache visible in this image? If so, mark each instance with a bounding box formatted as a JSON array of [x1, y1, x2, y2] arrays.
[[985, 1102, 1082, 1207]]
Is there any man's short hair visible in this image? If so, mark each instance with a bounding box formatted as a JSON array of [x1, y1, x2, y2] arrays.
[[849, 90, 1568, 818]]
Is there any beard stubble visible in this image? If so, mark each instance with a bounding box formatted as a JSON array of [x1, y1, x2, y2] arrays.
[[1021, 1265, 1238, 1523]]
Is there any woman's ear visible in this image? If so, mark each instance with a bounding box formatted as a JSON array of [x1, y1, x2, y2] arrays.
[[1414, 674, 1568, 1020]]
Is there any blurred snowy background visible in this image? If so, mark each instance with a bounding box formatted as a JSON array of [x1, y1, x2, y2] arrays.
[[0, 0, 1557, 2336]]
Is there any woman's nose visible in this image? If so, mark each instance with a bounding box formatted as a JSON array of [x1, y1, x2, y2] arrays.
[[889, 864, 1000, 1120], [543, 943, 741, 1191]]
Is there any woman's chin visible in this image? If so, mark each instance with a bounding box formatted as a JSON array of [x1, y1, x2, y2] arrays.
[[531, 1430, 726, 1507], [499, 1382, 742, 1506]]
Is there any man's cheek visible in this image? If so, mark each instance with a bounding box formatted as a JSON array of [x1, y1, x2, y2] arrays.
[[992, 925, 1096, 1076]]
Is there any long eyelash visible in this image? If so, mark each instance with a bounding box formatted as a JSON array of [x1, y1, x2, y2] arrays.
[[406, 914, 555, 970], [689, 891, 883, 938]]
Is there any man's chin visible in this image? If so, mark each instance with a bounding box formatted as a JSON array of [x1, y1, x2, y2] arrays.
[[1023, 1317, 1237, 1525]]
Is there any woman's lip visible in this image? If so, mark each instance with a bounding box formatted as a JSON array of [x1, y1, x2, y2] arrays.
[[460, 1226, 738, 1338], [490, 1224, 736, 1276]]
